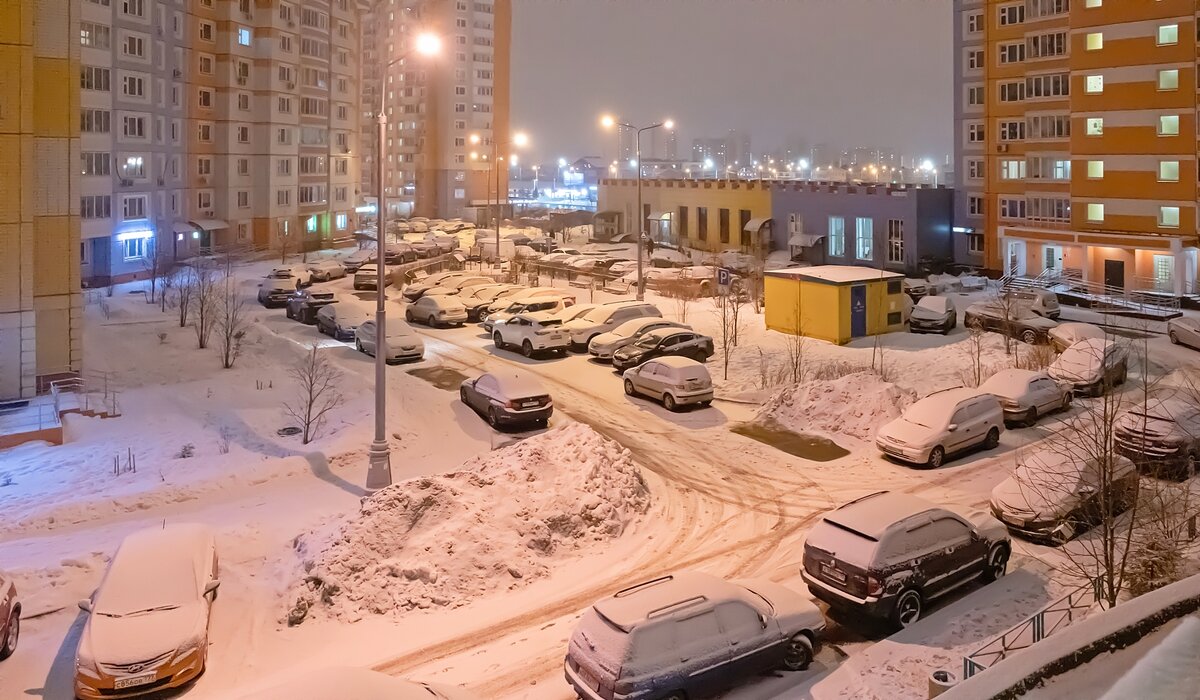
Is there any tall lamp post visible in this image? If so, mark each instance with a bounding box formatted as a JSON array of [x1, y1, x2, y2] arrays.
[[366, 30, 441, 492], [600, 114, 674, 301], [470, 130, 528, 265]]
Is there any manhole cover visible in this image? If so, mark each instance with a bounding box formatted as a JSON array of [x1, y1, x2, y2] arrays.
[[277, 426, 302, 437]]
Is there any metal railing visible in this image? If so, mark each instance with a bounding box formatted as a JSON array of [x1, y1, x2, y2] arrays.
[[0, 401, 61, 434], [963, 579, 1103, 679], [48, 371, 121, 418], [1004, 270, 1182, 316]]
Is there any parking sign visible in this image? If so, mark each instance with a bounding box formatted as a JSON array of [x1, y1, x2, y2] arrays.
[[717, 267, 733, 287]]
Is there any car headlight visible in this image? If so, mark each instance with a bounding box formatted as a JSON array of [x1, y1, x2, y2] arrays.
[[75, 646, 100, 677], [173, 637, 204, 661]]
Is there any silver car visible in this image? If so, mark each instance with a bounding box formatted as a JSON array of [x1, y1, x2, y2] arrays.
[[622, 356, 714, 411], [355, 319, 424, 363], [1168, 316, 1200, 352], [980, 369, 1072, 425]]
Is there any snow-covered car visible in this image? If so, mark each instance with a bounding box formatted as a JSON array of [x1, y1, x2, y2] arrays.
[[237, 667, 478, 700], [406, 295, 468, 327], [0, 571, 18, 661], [491, 313, 570, 358], [257, 277, 296, 308], [316, 304, 370, 341], [903, 278, 930, 300], [588, 318, 690, 361], [459, 370, 552, 428], [540, 252, 575, 265], [1049, 322, 1106, 353], [1114, 396, 1200, 478], [1167, 316, 1200, 352], [964, 302, 1058, 345], [460, 285, 523, 320], [544, 303, 599, 324], [341, 248, 376, 273], [482, 287, 570, 317], [908, 295, 957, 334], [75, 524, 219, 700], [425, 234, 460, 254], [285, 290, 337, 324], [425, 275, 496, 297], [875, 388, 1005, 468], [1002, 287, 1060, 319], [1047, 337, 1127, 396], [802, 491, 1009, 629], [384, 243, 419, 265], [306, 259, 346, 282], [409, 220, 429, 233], [561, 301, 663, 349], [481, 295, 574, 332], [990, 447, 1138, 544], [605, 260, 638, 278], [622, 355, 713, 411], [355, 318, 424, 363], [979, 368, 1072, 425], [353, 264, 383, 291], [612, 328, 715, 373], [401, 272, 467, 301], [267, 265, 313, 288], [565, 571, 824, 700]]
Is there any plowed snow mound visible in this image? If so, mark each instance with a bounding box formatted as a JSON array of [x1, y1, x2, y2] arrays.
[[286, 423, 650, 623], [757, 371, 916, 441]]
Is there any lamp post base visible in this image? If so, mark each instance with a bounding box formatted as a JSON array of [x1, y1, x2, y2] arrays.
[[365, 440, 392, 491]]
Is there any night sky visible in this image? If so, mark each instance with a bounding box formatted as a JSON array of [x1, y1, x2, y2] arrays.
[[511, 0, 953, 162]]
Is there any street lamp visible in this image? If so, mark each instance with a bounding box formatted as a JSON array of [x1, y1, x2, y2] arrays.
[[472, 130, 529, 265], [600, 114, 675, 301], [367, 29, 441, 491], [704, 157, 715, 179]]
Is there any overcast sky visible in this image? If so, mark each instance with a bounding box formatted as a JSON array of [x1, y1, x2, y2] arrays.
[[511, 0, 952, 163]]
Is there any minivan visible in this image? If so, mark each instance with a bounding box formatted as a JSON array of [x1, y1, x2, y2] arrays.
[[561, 301, 663, 349], [802, 491, 1010, 628], [875, 388, 1005, 468]]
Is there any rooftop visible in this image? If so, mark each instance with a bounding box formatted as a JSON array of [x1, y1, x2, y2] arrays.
[[766, 265, 904, 284]]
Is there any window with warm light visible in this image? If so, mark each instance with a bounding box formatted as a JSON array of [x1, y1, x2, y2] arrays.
[[1086, 33, 1103, 50], [1087, 161, 1104, 179], [1158, 69, 1179, 91], [1159, 161, 1180, 182], [1086, 118, 1104, 136], [1085, 0, 1101, 6], [1159, 206, 1180, 228], [1085, 75, 1103, 93], [1087, 203, 1105, 222]]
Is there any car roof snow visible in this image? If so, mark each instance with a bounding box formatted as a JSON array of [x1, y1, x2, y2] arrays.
[[824, 491, 940, 540], [487, 370, 546, 397], [593, 571, 740, 632]]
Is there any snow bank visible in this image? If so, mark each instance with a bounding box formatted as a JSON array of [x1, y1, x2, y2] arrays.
[[755, 372, 916, 441], [285, 423, 650, 623]]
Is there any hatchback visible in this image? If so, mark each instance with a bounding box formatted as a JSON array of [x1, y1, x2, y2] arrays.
[[1047, 338, 1127, 396], [623, 356, 714, 411], [979, 369, 1071, 425], [611, 329, 714, 373]]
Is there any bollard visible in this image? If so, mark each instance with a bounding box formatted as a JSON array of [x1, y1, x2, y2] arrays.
[[928, 670, 958, 699]]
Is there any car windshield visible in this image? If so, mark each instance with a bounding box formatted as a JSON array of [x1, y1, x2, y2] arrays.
[[740, 584, 776, 615], [536, 319, 563, 327], [634, 334, 661, 348], [902, 400, 952, 429], [582, 307, 617, 322]]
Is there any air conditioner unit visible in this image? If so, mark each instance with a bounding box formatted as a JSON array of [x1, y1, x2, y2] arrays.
[[997, 143, 1010, 153]]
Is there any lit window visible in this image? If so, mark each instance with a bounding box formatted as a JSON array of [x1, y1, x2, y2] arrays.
[[1159, 206, 1180, 228], [1159, 115, 1180, 136], [306, 216, 317, 233], [335, 213, 348, 230], [1086, 33, 1103, 51], [238, 27, 251, 46], [1158, 69, 1178, 91], [1087, 203, 1105, 222], [1086, 118, 1103, 136], [1085, 75, 1103, 93], [1157, 24, 1178, 46], [1159, 161, 1180, 182], [1087, 161, 1104, 179], [1085, 0, 1101, 6]]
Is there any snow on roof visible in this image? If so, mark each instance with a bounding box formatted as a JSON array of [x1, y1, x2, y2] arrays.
[[979, 369, 1041, 398], [824, 491, 937, 540], [94, 524, 212, 615], [655, 355, 704, 369], [488, 370, 547, 397], [766, 265, 904, 284], [593, 571, 737, 631], [905, 387, 986, 424]]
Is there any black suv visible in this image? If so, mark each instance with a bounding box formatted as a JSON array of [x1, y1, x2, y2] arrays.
[[285, 290, 337, 324], [612, 329, 714, 372], [802, 491, 1010, 629]]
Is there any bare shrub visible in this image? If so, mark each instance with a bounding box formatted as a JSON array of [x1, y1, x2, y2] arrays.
[[215, 276, 248, 369], [284, 343, 346, 445], [189, 261, 220, 349]]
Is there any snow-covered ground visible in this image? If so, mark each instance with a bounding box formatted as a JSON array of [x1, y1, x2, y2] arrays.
[[2, 250, 1198, 700]]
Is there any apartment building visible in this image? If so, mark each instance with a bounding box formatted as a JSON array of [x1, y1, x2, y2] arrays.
[[362, 0, 511, 221], [0, 0, 82, 399], [954, 0, 1199, 295]]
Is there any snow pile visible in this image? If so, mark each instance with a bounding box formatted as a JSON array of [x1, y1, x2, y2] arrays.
[[285, 423, 650, 623], [755, 371, 916, 441]]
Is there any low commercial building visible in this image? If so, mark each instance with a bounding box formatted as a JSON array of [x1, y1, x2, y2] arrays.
[[764, 266, 907, 345]]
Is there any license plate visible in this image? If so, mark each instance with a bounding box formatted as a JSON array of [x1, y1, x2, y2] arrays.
[[522, 400, 540, 408], [114, 673, 156, 689], [577, 665, 600, 689], [821, 563, 847, 583]]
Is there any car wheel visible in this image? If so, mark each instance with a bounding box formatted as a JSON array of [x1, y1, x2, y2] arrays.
[[487, 407, 499, 428], [981, 544, 1009, 582], [0, 610, 18, 660], [405, 310, 413, 322], [356, 340, 364, 353], [428, 315, 437, 328], [1024, 407, 1038, 426], [1021, 329, 1037, 345], [781, 632, 813, 671], [522, 340, 534, 358], [493, 332, 505, 349], [663, 394, 678, 411], [1061, 393, 1072, 412], [285, 307, 294, 319], [624, 379, 636, 396], [984, 427, 1001, 449], [459, 388, 468, 405], [891, 589, 923, 629], [1169, 330, 1180, 345], [926, 446, 946, 469]]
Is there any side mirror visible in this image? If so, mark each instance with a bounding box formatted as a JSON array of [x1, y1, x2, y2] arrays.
[[948, 424, 959, 432], [758, 613, 768, 629], [204, 580, 221, 596], [78, 599, 93, 613]]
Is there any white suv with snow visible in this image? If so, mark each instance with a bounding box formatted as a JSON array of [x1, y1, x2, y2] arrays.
[[491, 313, 570, 358], [875, 388, 1004, 468]]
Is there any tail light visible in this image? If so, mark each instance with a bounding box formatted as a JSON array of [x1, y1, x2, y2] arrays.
[[866, 576, 883, 596]]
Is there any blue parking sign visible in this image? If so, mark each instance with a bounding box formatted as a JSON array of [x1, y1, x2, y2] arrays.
[[717, 268, 733, 287]]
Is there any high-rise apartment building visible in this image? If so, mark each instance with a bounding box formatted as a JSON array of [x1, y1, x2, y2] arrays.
[[362, 0, 511, 221], [954, 0, 1198, 293], [0, 0, 82, 399]]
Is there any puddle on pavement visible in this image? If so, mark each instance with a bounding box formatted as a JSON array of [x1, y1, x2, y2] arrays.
[[732, 421, 849, 462], [407, 366, 469, 391]]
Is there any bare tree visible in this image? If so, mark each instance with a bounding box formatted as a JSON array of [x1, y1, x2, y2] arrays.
[[781, 281, 808, 385], [284, 343, 345, 445], [159, 262, 177, 314], [991, 284, 1023, 356], [189, 260, 220, 349], [660, 275, 701, 325], [175, 266, 194, 328], [141, 238, 170, 305], [715, 288, 747, 381], [214, 276, 248, 369], [961, 319, 988, 388]]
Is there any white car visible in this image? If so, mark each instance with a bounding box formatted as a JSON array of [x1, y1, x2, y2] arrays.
[[353, 264, 383, 291], [561, 301, 663, 349], [406, 295, 468, 327], [461, 285, 524, 320], [908, 296, 957, 334], [1048, 337, 1128, 396], [1167, 316, 1200, 351], [606, 260, 638, 277], [306, 259, 346, 282], [482, 296, 574, 332], [267, 265, 313, 288], [75, 524, 219, 700], [875, 388, 1005, 468], [588, 318, 690, 361], [237, 668, 477, 700], [491, 313, 570, 358], [623, 356, 714, 411], [355, 318, 424, 363], [402, 272, 467, 301], [980, 368, 1072, 425], [1049, 322, 1106, 353], [460, 370, 553, 428]]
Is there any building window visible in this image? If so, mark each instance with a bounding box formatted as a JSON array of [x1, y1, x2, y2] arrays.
[[335, 213, 348, 230], [718, 209, 730, 243], [968, 234, 985, 254], [968, 196, 984, 217], [967, 11, 983, 33], [1087, 160, 1104, 179], [197, 123, 211, 141], [199, 21, 214, 42], [198, 89, 213, 108], [1086, 32, 1103, 51], [122, 115, 146, 138], [123, 237, 148, 260], [237, 191, 249, 208], [237, 223, 250, 241], [81, 152, 111, 176], [967, 85, 984, 106], [81, 108, 111, 133], [1157, 24, 1178, 46], [967, 123, 985, 143], [238, 27, 251, 46], [1159, 206, 1180, 228], [122, 34, 145, 58], [828, 216, 845, 257], [1159, 115, 1180, 136], [237, 158, 249, 176], [1027, 31, 1066, 58], [999, 197, 1026, 220], [80, 22, 111, 49], [967, 158, 984, 179], [238, 126, 249, 143], [80, 195, 112, 219], [1158, 69, 1179, 91], [1028, 114, 1070, 139], [1000, 159, 1026, 180], [1085, 75, 1103, 94], [121, 0, 144, 18], [1028, 197, 1070, 222], [697, 207, 707, 241], [121, 75, 144, 98], [1086, 117, 1104, 136], [886, 219, 903, 264], [1159, 161, 1180, 182], [999, 81, 1025, 102], [854, 218, 873, 261], [199, 55, 213, 74], [967, 49, 984, 70], [998, 121, 1024, 141], [998, 4, 1024, 26], [237, 93, 250, 111], [80, 241, 91, 265], [277, 189, 291, 206], [998, 42, 1025, 64], [1087, 203, 1105, 222], [81, 66, 111, 91], [122, 155, 145, 179], [121, 195, 147, 220]]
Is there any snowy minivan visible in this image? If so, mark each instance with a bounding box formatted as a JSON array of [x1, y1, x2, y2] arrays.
[[564, 571, 825, 700], [875, 388, 1005, 468]]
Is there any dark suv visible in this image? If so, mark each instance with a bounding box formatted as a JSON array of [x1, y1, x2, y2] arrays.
[[801, 491, 1010, 629], [964, 303, 1058, 345], [285, 290, 337, 324]]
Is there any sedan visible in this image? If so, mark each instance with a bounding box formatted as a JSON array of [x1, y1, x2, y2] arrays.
[[75, 524, 219, 700], [991, 447, 1138, 544], [316, 304, 371, 341], [285, 290, 337, 324], [342, 249, 376, 273], [460, 370, 552, 428], [402, 272, 467, 301], [306, 259, 346, 282], [406, 295, 468, 327], [588, 318, 690, 361], [384, 243, 419, 264], [461, 285, 523, 321], [492, 314, 570, 358], [980, 369, 1072, 425], [1049, 322, 1106, 353], [353, 265, 383, 291], [908, 296, 957, 335], [355, 318, 424, 363], [623, 356, 714, 411], [257, 278, 296, 308], [612, 328, 714, 372], [267, 265, 313, 288], [964, 303, 1058, 345], [0, 572, 18, 661], [1048, 338, 1128, 396], [1168, 316, 1200, 351]]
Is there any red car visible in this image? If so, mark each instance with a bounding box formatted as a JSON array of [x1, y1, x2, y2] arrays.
[[0, 571, 18, 660]]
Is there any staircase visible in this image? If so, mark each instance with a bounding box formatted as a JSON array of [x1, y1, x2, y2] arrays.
[[1001, 269, 1183, 321]]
